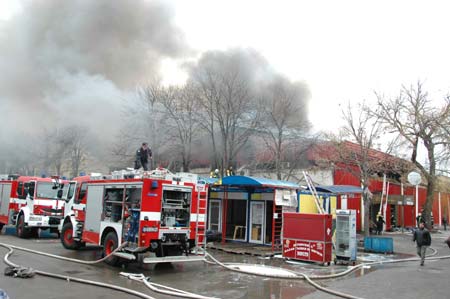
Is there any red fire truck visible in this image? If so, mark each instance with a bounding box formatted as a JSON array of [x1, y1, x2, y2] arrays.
[[0, 175, 67, 238], [59, 169, 208, 266]]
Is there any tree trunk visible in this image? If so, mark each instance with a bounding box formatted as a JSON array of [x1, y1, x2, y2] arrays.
[[363, 192, 371, 237], [423, 178, 435, 228]]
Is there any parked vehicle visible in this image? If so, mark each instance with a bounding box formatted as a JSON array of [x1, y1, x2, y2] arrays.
[[0, 176, 67, 238], [59, 168, 208, 265]]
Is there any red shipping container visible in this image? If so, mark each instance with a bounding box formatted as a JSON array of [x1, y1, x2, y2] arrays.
[[282, 213, 333, 265]]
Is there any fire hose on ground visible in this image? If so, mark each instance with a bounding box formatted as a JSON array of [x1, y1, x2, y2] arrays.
[[203, 246, 448, 299], [1, 241, 449, 299], [0, 242, 218, 299]]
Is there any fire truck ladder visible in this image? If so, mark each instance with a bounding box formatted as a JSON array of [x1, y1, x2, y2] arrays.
[[303, 171, 325, 214], [194, 185, 207, 256]]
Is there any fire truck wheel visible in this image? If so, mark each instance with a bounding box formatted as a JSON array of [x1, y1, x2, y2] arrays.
[[102, 232, 119, 266], [61, 222, 82, 250], [30, 228, 39, 238], [0, 223, 4, 234], [16, 214, 30, 238]]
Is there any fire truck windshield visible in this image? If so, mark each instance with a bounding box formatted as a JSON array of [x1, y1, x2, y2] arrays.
[[36, 182, 68, 200]]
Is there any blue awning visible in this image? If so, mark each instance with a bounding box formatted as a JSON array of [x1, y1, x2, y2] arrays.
[[309, 185, 363, 194], [219, 175, 299, 189]]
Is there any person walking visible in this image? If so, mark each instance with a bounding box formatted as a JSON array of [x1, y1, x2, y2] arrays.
[[134, 142, 152, 171], [416, 212, 423, 227], [376, 213, 385, 235], [413, 222, 431, 266], [442, 216, 447, 231]]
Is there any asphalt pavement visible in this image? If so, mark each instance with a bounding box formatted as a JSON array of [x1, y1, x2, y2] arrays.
[[304, 230, 450, 299], [0, 230, 449, 299]]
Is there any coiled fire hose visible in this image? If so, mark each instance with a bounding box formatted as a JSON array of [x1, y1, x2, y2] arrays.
[[1, 242, 157, 299]]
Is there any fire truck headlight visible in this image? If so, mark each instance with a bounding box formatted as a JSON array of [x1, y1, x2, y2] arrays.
[[161, 235, 166, 242]]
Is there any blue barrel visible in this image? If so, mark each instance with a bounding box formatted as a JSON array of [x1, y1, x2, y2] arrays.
[[4, 226, 16, 236], [364, 236, 394, 253]]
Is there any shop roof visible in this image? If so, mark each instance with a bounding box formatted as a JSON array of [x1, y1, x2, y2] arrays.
[[219, 175, 299, 189], [311, 185, 363, 194]]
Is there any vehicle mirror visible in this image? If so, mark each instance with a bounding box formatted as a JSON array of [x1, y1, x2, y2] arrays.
[[28, 186, 35, 198]]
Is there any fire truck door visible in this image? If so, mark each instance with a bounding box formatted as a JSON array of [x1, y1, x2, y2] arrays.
[[84, 185, 104, 234], [0, 184, 11, 216]]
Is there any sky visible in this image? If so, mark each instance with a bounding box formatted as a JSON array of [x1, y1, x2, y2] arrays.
[[168, 0, 450, 132], [1, 0, 450, 134]]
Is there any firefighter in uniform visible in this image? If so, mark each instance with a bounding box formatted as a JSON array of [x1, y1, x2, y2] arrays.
[[210, 169, 220, 178], [135, 142, 152, 171], [376, 213, 385, 235], [226, 166, 235, 176]]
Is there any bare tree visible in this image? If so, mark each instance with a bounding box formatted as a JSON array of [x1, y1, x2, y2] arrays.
[[341, 103, 382, 236], [109, 128, 138, 169], [142, 83, 201, 172], [321, 102, 406, 236], [192, 71, 220, 170], [110, 80, 171, 170], [372, 82, 450, 227], [65, 126, 88, 178], [258, 76, 310, 180], [138, 81, 161, 160], [0, 139, 39, 176], [47, 129, 71, 176], [190, 50, 261, 174]]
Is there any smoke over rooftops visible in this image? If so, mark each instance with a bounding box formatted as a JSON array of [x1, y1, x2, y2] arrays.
[[0, 0, 188, 139]]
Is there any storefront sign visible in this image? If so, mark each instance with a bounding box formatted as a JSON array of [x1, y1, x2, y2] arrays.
[[373, 194, 413, 205], [282, 239, 326, 262], [275, 189, 298, 207]]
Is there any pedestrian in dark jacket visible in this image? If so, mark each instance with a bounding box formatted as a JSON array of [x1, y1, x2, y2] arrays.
[[134, 143, 152, 171], [376, 213, 385, 235], [413, 222, 431, 266], [442, 216, 447, 231], [416, 213, 423, 227]]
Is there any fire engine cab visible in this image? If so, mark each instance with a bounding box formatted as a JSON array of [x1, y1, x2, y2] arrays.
[[59, 168, 208, 266], [0, 175, 67, 238]]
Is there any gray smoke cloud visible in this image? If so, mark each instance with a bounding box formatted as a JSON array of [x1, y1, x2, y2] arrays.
[[188, 48, 311, 121], [185, 48, 311, 169], [0, 0, 187, 144]]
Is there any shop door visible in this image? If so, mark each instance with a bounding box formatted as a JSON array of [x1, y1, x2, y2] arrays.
[[250, 201, 264, 244], [208, 200, 221, 232]]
